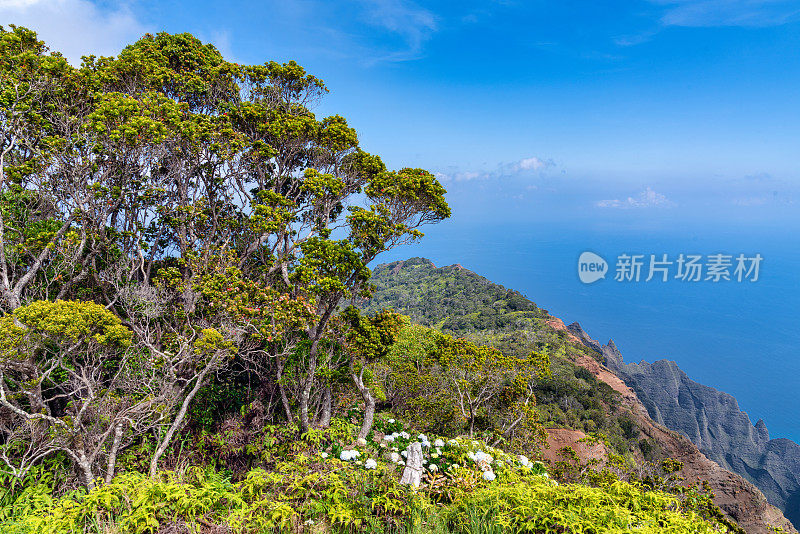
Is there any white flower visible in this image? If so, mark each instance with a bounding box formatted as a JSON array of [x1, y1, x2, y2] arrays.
[[388, 419, 395, 424], [379, 443, 387, 448], [418, 433, 428, 441], [365, 459, 377, 470], [400, 431, 410, 439], [340, 450, 361, 461], [356, 438, 367, 446], [320, 452, 329, 459], [421, 440, 431, 448], [482, 471, 497, 481], [431, 453, 439, 459], [470, 451, 493, 464], [434, 439, 445, 448], [429, 464, 438, 472], [304, 519, 315, 525], [450, 464, 459, 470], [401, 450, 408, 458], [448, 439, 458, 445], [390, 452, 401, 463], [384, 434, 395, 442], [399, 460, 405, 466]]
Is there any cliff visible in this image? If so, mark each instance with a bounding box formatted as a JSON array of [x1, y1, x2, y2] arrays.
[[567, 322, 800, 529]]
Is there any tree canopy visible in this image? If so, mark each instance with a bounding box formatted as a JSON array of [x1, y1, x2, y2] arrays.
[[0, 25, 449, 485]]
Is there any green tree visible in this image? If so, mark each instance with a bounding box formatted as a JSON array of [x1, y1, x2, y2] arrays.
[[0, 300, 149, 487], [0, 25, 449, 475], [337, 306, 404, 439]]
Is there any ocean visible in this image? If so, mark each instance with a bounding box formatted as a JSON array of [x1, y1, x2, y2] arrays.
[[374, 218, 800, 443]]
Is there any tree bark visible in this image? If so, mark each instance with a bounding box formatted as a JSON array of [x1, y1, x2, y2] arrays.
[[358, 392, 375, 440], [276, 357, 293, 423], [318, 387, 332, 429], [149, 365, 211, 477], [299, 336, 320, 433], [105, 422, 125, 484], [77, 456, 95, 490]]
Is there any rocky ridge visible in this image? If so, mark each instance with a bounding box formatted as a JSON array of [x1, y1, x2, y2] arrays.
[[536, 318, 794, 533], [565, 321, 800, 530]]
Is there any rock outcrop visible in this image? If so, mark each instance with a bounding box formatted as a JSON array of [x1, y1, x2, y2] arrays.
[[566, 321, 800, 530]]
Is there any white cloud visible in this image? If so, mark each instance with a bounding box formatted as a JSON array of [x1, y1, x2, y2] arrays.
[[359, 0, 437, 62], [436, 155, 554, 182], [651, 0, 800, 27], [596, 187, 676, 209], [732, 196, 769, 206], [436, 170, 486, 182], [743, 172, 773, 182], [0, 0, 150, 64], [516, 156, 547, 171], [732, 191, 794, 206]]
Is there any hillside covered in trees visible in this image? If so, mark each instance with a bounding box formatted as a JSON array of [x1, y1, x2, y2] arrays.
[[0, 27, 791, 533]]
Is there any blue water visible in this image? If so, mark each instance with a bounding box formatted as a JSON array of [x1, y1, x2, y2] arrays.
[[374, 218, 800, 443]]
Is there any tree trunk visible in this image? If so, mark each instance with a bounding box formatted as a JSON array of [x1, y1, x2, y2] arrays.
[[352, 368, 375, 440], [299, 337, 320, 433], [299, 389, 311, 434], [149, 365, 210, 477], [358, 391, 375, 440], [318, 387, 332, 428], [276, 357, 293, 423], [299, 306, 336, 433], [469, 405, 475, 437], [78, 457, 95, 490], [105, 422, 125, 484]]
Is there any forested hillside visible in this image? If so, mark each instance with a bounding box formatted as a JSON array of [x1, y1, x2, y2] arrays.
[[362, 258, 647, 454], [362, 257, 547, 332]]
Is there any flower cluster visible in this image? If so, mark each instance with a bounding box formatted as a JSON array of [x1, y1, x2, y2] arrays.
[[339, 449, 361, 461], [383, 431, 410, 443], [320, 417, 549, 483], [467, 450, 496, 480]]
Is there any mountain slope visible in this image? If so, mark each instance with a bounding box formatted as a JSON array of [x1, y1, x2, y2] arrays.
[[362, 257, 796, 533], [566, 322, 800, 528]]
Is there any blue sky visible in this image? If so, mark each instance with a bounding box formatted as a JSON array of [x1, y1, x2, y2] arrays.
[[3, 0, 799, 216], [4, 0, 800, 437]]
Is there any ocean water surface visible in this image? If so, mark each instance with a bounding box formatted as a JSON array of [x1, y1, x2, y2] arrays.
[[374, 218, 800, 443]]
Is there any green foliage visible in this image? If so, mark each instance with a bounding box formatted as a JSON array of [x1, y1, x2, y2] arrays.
[[378, 324, 550, 450], [443, 480, 727, 533], [361, 258, 546, 333], [0, 438, 732, 534], [3, 299, 132, 349], [0, 26, 759, 534], [361, 257, 659, 458]]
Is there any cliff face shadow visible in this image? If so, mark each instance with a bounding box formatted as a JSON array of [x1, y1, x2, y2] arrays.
[[785, 492, 800, 530]]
